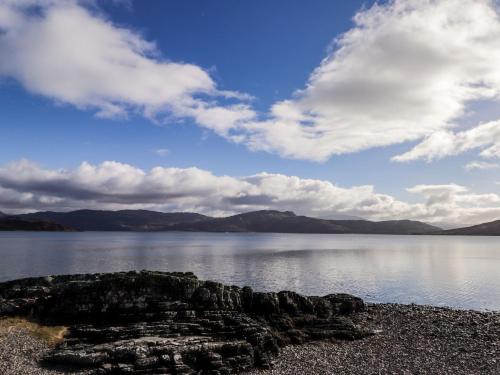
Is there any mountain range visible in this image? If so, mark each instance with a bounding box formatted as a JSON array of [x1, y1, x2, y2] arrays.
[[170, 210, 441, 234], [435, 220, 500, 236], [3, 208, 500, 235], [1, 209, 443, 234], [13, 210, 210, 231]]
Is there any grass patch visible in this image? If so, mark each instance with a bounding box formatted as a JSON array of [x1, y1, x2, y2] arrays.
[[0, 317, 67, 345]]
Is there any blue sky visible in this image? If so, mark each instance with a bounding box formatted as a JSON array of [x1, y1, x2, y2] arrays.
[[2, 1, 367, 173], [1, 0, 500, 226]]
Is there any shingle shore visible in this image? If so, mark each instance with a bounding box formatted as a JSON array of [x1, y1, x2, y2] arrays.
[[1, 303, 498, 374], [0, 325, 89, 375], [246, 303, 500, 375]]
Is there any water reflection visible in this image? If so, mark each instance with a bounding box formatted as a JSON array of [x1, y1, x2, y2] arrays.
[[0, 232, 498, 310]]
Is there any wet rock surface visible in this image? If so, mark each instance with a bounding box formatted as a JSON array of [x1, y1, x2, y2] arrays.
[[0, 271, 367, 374]]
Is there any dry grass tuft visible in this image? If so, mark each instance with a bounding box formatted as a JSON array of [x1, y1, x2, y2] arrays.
[[0, 317, 67, 345]]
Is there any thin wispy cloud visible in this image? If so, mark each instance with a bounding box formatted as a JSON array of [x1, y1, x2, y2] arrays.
[[153, 148, 170, 157], [464, 161, 500, 171], [395, 120, 500, 162]]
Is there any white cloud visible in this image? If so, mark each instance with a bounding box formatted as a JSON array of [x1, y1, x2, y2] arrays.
[[236, 0, 500, 161], [464, 160, 500, 171], [406, 184, 500, 225], [407, 184, 468, 206], [3, 1, 500, 161], [0, 0, 254, 133], [393, 120, 500, 162], [1, 159, 500, 227]]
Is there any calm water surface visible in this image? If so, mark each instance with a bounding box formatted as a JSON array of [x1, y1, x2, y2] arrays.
[[0, 231, 498, 311]]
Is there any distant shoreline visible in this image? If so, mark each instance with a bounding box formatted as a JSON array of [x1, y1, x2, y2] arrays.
[[2, 228, 500, 236]]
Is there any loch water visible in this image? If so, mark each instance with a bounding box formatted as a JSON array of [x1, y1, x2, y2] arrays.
[[0, 231, 498, 310]]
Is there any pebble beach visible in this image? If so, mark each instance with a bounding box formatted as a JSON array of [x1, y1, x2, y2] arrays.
[[246, 304, 500, 375]]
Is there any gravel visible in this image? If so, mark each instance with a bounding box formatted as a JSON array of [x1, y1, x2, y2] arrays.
[[0, 324, 88, 375], [247, 303, 500, 375], [0, 326, 53, 375], [1, 303, 498, 374]]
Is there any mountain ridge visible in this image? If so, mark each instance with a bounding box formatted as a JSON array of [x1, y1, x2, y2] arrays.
[[171, 210, 441, 234], [435, 219, 500, 236], [7, 209, 442, 234], [15, 209, 211, 231]]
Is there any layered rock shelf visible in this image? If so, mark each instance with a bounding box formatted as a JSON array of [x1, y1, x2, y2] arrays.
[[0, 271, 369, 374]]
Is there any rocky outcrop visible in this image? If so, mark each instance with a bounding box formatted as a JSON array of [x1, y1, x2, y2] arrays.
[[0, 271, 369, 374]]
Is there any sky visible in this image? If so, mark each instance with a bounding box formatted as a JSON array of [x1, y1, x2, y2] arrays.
[[2, 0, 500, 227]]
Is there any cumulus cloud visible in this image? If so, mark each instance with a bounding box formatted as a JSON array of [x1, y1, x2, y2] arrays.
[[4, 0, 500, 161], [0, 159, 407, 217], [406, 184, 500, 225], [238, 0, 500, 161], [0, 0, 254, 133], [1, 160, 500, 227]]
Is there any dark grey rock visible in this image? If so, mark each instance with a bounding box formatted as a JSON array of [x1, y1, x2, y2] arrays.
[[0, 271, 368, 374]]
